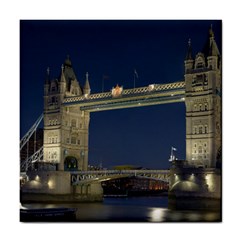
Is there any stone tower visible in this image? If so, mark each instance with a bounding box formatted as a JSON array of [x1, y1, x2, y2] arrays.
[[43, 56, 90, 171], [185, 27, 221, 168]]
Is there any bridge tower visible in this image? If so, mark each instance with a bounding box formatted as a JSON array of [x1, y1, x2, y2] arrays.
[[184, 27, 221, 168], [43, 56, 90, 171]]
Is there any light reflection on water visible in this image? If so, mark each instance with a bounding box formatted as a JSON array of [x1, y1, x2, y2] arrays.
[[21, 196, 221, 222]]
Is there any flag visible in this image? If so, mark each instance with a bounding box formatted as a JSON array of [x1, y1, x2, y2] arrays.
[[102, 75, 109, 80], [172, 147, 177, 151], [134, 69, 138, 78]]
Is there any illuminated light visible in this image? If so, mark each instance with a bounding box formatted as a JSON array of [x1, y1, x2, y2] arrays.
[[35, 175, 40, 181], [138, 103, 141, 105], [48, 180, 55, 189], [191, 173, 194, 176], [174, 174, 177, 176], [148, 84, 155, 91], [181, 97, 185, 101], [171, 94, 174, 96]]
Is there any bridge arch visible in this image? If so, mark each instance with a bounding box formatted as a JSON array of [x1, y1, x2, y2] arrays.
[[170, 180, 200, 192], [64, 156, 78, 171]]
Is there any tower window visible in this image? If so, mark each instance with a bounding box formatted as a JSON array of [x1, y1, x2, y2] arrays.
[[204, 103, 208, 111], [71, 119, 76, 128], [78, 139, 80, 145], [198, 146, 202, 154], [196, 62, 203, 68], [66, 138, 70, 144], [204, 125, 208, 133], [71, 137, 76, 144], [193, 127, 197, 134], [199, 126, 203, 134], [193, 104, 197, 111]]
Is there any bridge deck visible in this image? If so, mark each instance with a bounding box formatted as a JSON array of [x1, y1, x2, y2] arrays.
[[71, 169, 170, 185], [63, 81, 185, 111]]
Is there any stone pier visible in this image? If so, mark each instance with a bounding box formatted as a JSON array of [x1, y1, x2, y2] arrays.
[[168, 160, 221, 211], [20, 171, 103, 203]]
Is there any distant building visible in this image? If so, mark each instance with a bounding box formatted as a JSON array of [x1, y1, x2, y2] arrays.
[[102, 177, 168, 195]]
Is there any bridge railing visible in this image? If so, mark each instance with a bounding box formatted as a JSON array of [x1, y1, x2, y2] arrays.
[[71, 169, 170, 185], [63, 81, 185, 104]]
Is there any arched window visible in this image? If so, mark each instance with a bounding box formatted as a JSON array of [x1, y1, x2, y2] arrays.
[[194, 104, 197, 111], [64, 156, 78, 171], [71, 119, 76, 128], [204, 103, 208, 111], [193, 127, 197, 134], [199, 126, 203, 134], [71, 137, 76, 144], [204, 125, 208, 133]]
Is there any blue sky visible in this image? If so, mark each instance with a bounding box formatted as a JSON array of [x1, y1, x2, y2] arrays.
[[20, 20, 221, 169]]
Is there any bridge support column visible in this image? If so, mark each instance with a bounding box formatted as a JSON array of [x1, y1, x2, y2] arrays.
[[20, 171, 103, 203], [168, 161, 221, 211]]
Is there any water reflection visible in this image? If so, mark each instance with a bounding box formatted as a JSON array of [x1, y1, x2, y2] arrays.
[[21, 196, 221, 222], [148, 208, 168, 222]]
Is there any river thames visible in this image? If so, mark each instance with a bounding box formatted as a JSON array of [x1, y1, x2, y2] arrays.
[[21, 196, 221, 222]]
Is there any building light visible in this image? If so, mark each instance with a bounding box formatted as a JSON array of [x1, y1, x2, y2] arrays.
[[148, 84, 155, 91], [48, 180, 54, 189]]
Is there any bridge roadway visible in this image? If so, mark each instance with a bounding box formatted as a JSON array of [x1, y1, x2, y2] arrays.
[[71, 169, 170, 185], [63, 81, 185, 111]]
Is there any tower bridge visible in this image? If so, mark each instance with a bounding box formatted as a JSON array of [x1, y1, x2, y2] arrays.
[[20, 27, 221, 208]]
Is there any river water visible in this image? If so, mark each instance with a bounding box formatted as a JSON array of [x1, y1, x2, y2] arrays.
[[21, 196, 221, 222]]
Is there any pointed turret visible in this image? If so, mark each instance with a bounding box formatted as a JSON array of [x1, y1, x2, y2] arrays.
[[184, 39, 194, 73], [59, 64, 67, 94], [44, 67, 50, 96], [206, 25, 221, 70], [83, 72, 91, 96], [60, 64, 66, 82], [208, 25, 220, 57], [185, 38, 192, 60], [64, 54, 72, 67], [45, 67, 50, 84], [62, 55, 78, 91]]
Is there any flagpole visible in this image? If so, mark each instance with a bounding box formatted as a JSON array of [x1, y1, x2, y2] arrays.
[[134, 73, 135, 89], [102, 75, 104, 93]]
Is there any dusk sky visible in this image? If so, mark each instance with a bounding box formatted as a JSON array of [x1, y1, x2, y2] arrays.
[[20, 20, 221, 169]]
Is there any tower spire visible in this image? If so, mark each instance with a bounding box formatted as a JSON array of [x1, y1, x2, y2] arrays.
[[185, 38, 192, 60], [60, 64, 66, 82], [208, 25, 220, 57], [45, 67, 50, 84], [83, 72, 91, 96]]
